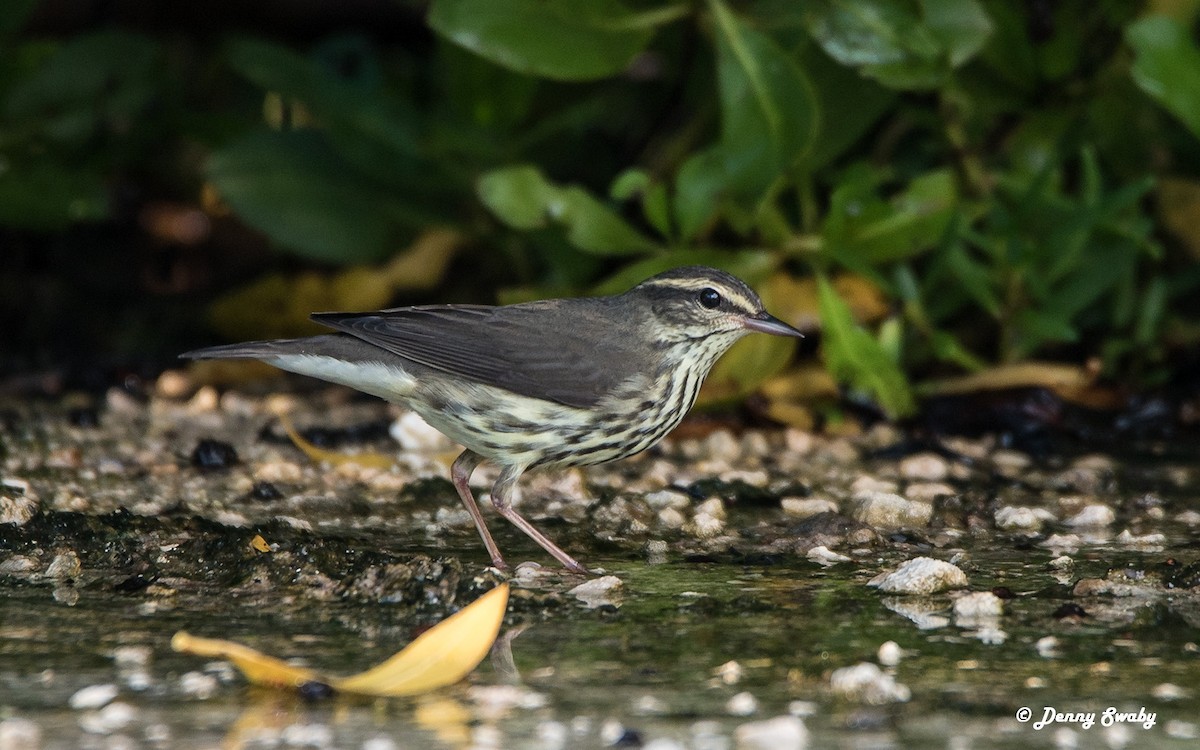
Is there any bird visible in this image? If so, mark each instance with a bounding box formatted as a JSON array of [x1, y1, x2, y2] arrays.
[[182, 265, 803, 574]]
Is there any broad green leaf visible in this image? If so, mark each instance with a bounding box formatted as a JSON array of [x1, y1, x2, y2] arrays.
[[1127, 15, 1200, 140], [428, 0, 658, 81], [804, 0, 991, 90], [477, 165, 661, 255], [817, 274, 915, 417], [822, 168, 957, 265], [224, 38, 423, 185], [796, 43, 896, 171], [208, 130, 405, 263], [671, 4, 821, 240]]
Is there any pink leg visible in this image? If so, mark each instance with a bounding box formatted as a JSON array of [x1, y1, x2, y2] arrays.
[[490, 465, 591, 574], [451, 451, 507, 570]]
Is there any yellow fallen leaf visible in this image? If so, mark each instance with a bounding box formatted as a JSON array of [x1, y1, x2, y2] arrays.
[[249, 534, 272, 553], [272, 407, 395, 470], [919, 362, 1094, 396], [170, 632, 320, 689], [172, 584, 509, 698], [334, 584, 509, 696]]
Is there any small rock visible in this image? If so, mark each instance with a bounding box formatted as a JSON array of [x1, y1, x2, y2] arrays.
[[1035, 636, 1060, 658], [714, 660, 744, 685], [1152, 683, 1188, 701], [952, 591, 1004, 618], [0, 556, 38, 574], [78, 701, 136, 734], [705, 430, 741, 463], [633, 694, 668, 715], [69, 683, 119, 710], [994, 506, 1057, 532], [726, 691, 758, 716], [851, 491, 932, 530], [868, 557, 967, 595], [904, 482, 956, 502], [280, 722, 333, 747], [806, 546, 851, 566], [849, 476, 898, 495], [877, 641, 903, 667], [1064, 504, 1115, 528], [568, 576, 623, 609], [899, 452, 949, 481], [734, 715, 809, 750], [657, 507, 686, 529], [1175, 510, 1200, 526], [781, 497, 838, 518], [0, 478, 38, 526], [1116, 529, 1166, 548], [1048, 555, 1074, 570], [179, 671, 219, 699], [0, 717, 42, 750], [829, 662, 910, 704], [45, 551, 82, 579], [191, 439, 238, 470]]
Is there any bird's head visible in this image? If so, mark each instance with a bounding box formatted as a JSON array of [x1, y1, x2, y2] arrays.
[[628, 266, 804, 346]]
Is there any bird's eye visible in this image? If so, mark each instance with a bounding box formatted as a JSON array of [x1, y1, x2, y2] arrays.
[[698, 288, 722, 309]]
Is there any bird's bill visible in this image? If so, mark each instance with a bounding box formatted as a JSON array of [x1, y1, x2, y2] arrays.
[[742, 312, 805, 337]]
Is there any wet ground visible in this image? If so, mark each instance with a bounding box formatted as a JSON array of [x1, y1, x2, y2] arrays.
[[2, 381, 1200, 749]]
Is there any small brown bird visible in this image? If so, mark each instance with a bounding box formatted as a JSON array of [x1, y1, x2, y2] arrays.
[[182, 266, 802, 573]]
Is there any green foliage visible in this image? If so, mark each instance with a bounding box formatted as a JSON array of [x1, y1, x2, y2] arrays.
[[4, 1, 1200, 414]]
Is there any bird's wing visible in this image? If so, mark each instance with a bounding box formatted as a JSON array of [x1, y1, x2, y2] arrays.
[[311, 302, 648, 409]]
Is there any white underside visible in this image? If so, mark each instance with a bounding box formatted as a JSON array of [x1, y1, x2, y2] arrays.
[[268, 354, 419, 402]]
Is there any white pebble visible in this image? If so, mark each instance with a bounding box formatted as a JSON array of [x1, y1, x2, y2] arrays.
[[1035, 636, 1061, 658], [1166, 720, 1199, 740], [952, 591, 1003, 618], [726, 691, 758, 716], [899, 452, 949, 481], [1152, 682, 1188, 701], [851, 491, 932, 530], [806, 546, 851, 566], [178, 671, 219, 699], [280, 722, 333, 747], [867, 557, 967, 595], [643, 739, 686, 750], [362, 737, 399, 750], [829, 663, 910, 704], [1064, 504, 1115, 528], [781, 497, 838, 518], [568, 576, 623, 609], [0, 717, 42, 750], [78, 702, 136, 734], [69, 683, 119, 710], [877, 641, 903, 667], [994, 506, 1056, 532], [534, 721, 568, 750], [734, 715, 808, 750]]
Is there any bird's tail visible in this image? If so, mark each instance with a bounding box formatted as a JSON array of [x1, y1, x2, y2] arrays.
[[180, 334, 417, 402], [180, 337, 329, 361]]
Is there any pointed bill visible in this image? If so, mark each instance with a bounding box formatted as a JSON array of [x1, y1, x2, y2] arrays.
[[742, 312, 804, 337]]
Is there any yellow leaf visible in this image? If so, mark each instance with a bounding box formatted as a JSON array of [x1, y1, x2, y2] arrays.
[[272, 407, 395, 471], [249, 534, 272, 553], [172, 584, 509, 698], [170, 632, 320, 689], [334, 584, 509, 696], [920, 362, 1093, 396]]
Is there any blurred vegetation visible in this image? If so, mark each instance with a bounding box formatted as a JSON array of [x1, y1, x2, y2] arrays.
[[3, 0, 1200, 421]]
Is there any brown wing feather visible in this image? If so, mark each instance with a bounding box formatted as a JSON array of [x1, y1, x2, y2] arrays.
[[311, 299, 650, 409]]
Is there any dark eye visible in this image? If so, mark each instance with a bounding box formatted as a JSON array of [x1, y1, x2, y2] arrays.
[[698, 288, 722, 309]]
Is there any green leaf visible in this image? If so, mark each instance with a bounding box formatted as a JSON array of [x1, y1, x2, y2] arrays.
[[817, 274, 915, 417], [822, 167, 958, 265], [672, 3, 821, 239], [477, 165, 661, 255], [1127, 15, 1200, 140], [208, 130, 408, 264], [428, 0, 658, 81], [224, 38, 424, 185], [804, 0, 992, 90], [796, 43, 896, 171]]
